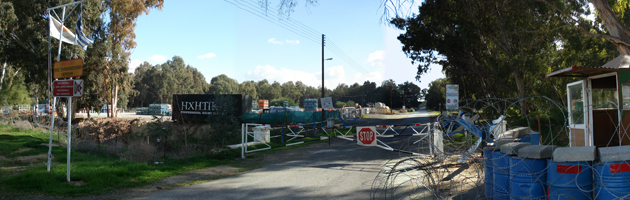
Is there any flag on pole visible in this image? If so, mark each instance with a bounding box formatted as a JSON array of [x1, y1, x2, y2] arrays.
[[74, 9, 93, 50], [49, 16, 77, 45]]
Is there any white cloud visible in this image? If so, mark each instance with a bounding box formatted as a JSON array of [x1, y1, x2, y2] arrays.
[[268, 38, 283, 44], [245, 65, 320, 86], [244, 65, 384, 89], [367, 50, 385, 66], [197, 52, 217, 59], [268, 38, 300, 45], [149, 54, 167, 64], [285, 39, 300, 45], [128, 59, 143, 73]]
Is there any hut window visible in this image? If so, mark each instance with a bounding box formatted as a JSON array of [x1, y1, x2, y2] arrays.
[[623, 83, 630, 110]]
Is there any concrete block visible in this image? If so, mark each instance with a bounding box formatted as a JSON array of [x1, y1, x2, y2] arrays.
[[517, 145, 557, 159], [598, 146, 630, 163], [500, 142, 531, 155], [496, 127, 531, 140], [494, 138, 515, 150], [496, 130, 515, 140], [512, 127, 531, 138], [553, 146, 596, 162]]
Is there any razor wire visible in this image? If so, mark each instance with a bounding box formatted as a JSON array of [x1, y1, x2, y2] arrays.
[[369, 96, 630, 200]]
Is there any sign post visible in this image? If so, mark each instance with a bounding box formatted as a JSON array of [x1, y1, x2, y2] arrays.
[[46, 1, 87, 183], [445, 84, 459, 111], [356, 126, 377, 146]]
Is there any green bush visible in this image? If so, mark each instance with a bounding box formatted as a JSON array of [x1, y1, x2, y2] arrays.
[[270, 98, 296, 107]]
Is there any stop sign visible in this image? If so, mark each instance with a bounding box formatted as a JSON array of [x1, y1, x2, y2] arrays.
[[357, 127, 376, 146]]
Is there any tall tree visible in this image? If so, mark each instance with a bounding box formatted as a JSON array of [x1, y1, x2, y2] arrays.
[[102, 0, 163, 116], [391, 0, 564, 112]]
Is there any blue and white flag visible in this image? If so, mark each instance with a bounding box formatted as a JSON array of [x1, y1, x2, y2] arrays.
[[74, 9, 94, 50]]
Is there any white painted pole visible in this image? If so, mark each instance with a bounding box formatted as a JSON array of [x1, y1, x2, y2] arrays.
[[241, 123, 245, 159], [46, 97, 56, 172], [429, 123, 433, 156], [67, 96, 72, 182], [48, 5, 67, 173], [56, 7, 65, 62]]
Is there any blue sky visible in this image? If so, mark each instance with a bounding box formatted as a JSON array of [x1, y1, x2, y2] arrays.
[[128, 0, 444, 90]]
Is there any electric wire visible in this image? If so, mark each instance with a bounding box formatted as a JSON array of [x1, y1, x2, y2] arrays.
[[225, 0, 370, 75], [225, 0, 320, 43]]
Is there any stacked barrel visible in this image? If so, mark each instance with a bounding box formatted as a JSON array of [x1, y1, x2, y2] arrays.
[[547, 147, 595, 200], [594, 146, 630, 200], [304, 99, 318, 112], [484, 129, 630, 200], [511, 145, 556, 200], [258, 99, 269, 109]]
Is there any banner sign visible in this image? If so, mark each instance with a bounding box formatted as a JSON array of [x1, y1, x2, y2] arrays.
[[172, 94, 252, 122], [53, 58, 83, 79]]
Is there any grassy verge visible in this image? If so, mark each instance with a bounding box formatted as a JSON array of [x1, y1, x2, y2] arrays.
[[0, 123, 238, 197], [0, 122, 342, 197]]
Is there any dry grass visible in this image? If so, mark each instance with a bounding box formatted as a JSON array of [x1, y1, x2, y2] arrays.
[[14, 120, 33, 131], [76, 118, 134, 144], [119, 139, 157, 162]]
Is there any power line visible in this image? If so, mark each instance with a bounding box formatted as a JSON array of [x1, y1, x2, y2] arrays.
[[231, 0, 326, 42], [225, 0, 320, 43], [243, 0, 322, 36], [225, 0, 369, 74]]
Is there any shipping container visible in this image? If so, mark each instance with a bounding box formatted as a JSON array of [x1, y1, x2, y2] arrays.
[[149, 104, 171, 116]]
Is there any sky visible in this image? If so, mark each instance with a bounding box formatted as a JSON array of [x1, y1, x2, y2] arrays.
[[128, 0, 445, 90]]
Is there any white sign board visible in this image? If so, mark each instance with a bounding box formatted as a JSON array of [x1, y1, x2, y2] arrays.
[[321, 97, 333, 109], [445, 84, 459, 110]]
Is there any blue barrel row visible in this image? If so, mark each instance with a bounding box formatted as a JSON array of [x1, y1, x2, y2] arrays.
[[486, 157, 630, 199]]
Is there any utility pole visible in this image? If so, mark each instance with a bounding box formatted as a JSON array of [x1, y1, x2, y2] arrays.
[[321, 34, 325, 98]]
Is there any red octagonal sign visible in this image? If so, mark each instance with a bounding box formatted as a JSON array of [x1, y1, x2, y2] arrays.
[[357, 127, 376, 146]]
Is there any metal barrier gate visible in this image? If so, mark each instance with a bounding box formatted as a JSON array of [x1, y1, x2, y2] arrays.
[[240, 122, 444, 159]]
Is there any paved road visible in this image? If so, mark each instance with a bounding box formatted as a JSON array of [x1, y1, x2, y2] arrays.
[[134, 110, 436, 200]]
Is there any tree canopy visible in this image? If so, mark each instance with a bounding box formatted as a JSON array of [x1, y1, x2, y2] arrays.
[[392, 0, 616, 107]]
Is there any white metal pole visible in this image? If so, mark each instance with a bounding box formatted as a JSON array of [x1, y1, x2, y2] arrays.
[[56, 6, 65, 63], [429, 123, 433, 156], [46, 9, 53, 172], [46, 97, 56, 172], [67, 96, 72, 182], [241, 123, 245, 159], [48, 5, 67, 173]]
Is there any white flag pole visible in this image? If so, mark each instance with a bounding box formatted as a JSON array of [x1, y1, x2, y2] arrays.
[[47, 5, 67, 173]]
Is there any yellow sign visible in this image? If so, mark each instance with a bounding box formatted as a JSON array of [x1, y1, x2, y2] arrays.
[[53, 58, 83, 79]]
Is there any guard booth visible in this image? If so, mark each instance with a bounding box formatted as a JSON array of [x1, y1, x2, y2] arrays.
[[546, 55, 630, 147]]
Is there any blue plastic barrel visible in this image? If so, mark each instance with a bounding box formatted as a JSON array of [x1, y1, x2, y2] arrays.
[[594, 161, 630, 200], [509, 156, 547, 200], [492, 150, 510, 200], [547, 160, 593, 200], [529, 132, 540, 145], [519, 136, 532, 144], [484, 148, 495, 198]]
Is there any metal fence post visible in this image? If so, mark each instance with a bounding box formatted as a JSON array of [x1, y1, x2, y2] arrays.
[[241, 123, 245, 159]]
